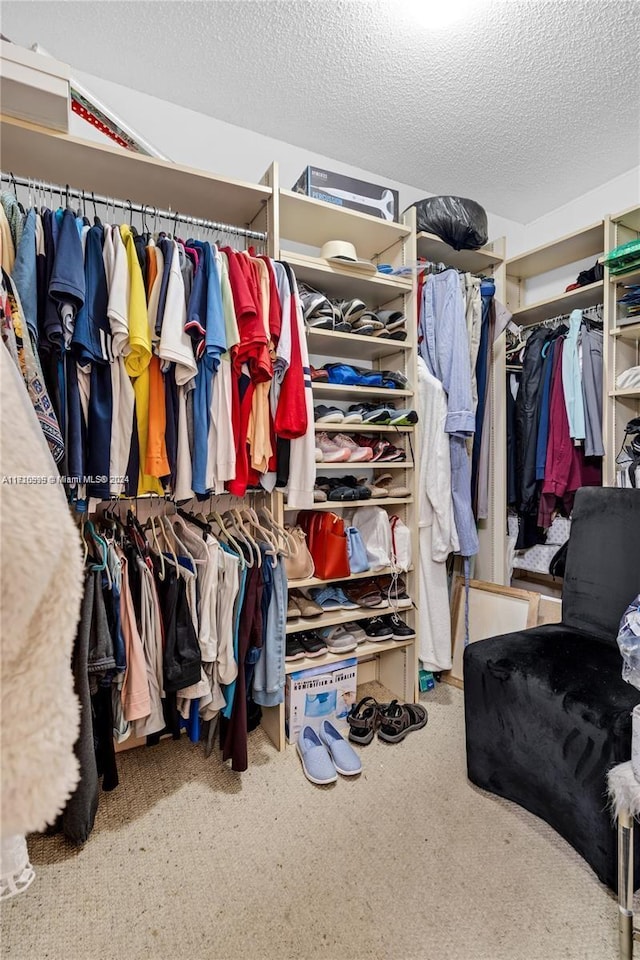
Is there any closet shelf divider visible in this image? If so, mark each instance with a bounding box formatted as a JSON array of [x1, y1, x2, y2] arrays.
[[307, 328, 411, 362]]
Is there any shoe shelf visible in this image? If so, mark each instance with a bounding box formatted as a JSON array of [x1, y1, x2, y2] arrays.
[[314, 461, 412, 471], [611, 321, 640, 340], [314, 423, 414, 433], [279, 189, 410, 261], [510, 280, 604, 326], [307, 328, 410, 362], [285, 637, 413, 675], [289, 564, 411, 590], [416, 232, 503, 273], [312, 382, 412, 400], [286, 604, 413, 635], [284, 497, 413, 512], [281, 250, 411, 303]]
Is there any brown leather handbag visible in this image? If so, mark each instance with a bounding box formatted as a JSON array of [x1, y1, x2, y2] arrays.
[[298, 511, 350, 581]]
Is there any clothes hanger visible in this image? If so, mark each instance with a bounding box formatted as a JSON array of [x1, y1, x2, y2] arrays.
[[240, 504, 278, 559], [258, 505, 295, 557], [224, 509, 259, 567], [207, 507, 246, 568], [147, 515, 166, 581], [231, 507, 263, 566]]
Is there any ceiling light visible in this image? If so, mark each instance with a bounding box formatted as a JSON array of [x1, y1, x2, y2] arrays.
[[408, 0, 483, 30]]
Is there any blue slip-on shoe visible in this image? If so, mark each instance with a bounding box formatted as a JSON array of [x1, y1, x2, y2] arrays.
[[318, 720, 362, 776], [297, 726, 338, 785]]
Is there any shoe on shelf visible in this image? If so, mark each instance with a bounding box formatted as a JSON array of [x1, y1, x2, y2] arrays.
[[316, 624, 358, 654], [287, 596, 301, 620], [388, 408, 418, 426], [309, 586, 358, 611], [375, 575, 412, 608], [298, 631, 328, 658], [332, 433, 374, 463], [377, 701, 428, 744], [382, 614, 416, 641], [336, 475, 372, 499], [316, 432, 352, 463], [314, 405, 345, 424], [313, 487, 328, 502], [286, 635, 306, 661], [375, 473, 411, 498], [355, 476, 387, 499], [343, 621, 368, 644], [318, 720, 362, 776], [290, 590, 324, 618], [347, 403, 392, 424], [310, 365, 330, 381], [315, 447, 324, 462], [356, 437, 405, 462], [297, 726, 338, 785], [361, 617, 394, 642], [316, 476, 362, 501], [342, 581, 383, 608]]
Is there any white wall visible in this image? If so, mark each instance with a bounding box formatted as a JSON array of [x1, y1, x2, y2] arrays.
[[69, 68, 525, 252]]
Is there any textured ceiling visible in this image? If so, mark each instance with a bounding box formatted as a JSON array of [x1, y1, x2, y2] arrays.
[[3, 0, 640, 222]]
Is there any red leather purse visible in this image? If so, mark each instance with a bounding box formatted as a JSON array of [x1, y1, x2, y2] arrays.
[[297, 511, 350, 581]]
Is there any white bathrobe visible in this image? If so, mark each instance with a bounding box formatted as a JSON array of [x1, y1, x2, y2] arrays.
[[417, 357, 459, 671], [1, 341, 83, 837]]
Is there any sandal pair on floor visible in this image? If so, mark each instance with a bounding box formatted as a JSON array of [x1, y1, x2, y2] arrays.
[[347, 696, 428, 745]]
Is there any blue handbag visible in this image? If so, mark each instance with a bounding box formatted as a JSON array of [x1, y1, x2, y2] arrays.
[[346, 525, 370, 574]]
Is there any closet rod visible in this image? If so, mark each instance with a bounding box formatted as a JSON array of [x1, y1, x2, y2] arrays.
[[1, 172, 267, 242], [517, 302, 604, 333]]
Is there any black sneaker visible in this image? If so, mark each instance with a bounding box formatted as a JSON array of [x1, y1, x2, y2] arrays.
[[384, 614, 416, 641], [298, 631, 328, 658], [362, 617, 394, 642], [286, 636, 306, 662]]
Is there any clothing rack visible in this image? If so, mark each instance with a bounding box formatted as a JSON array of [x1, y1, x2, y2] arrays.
[[1, 171, 267, 242], [514, 302, 604, 334]]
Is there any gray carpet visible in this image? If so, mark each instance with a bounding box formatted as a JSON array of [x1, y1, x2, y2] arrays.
[[0, 683, 618, 960]]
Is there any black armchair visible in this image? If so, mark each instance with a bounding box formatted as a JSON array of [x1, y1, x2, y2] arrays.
[[463, 487, 640, 890]]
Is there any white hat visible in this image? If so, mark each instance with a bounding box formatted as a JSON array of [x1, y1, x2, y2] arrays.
[[320, 240, 377, 275]]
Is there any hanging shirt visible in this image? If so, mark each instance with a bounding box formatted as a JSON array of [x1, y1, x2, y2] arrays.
[[562, 309, 586, 441]]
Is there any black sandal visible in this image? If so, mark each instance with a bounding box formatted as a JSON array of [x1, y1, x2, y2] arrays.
[[377, 700, 428, 743], [347, 696, 384, 745]]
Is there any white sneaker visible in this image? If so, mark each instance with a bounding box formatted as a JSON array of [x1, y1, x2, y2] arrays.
[[316, 432, 351, 463]]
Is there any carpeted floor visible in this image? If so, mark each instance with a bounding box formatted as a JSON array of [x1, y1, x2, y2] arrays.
[[0, 682, 618, 960]]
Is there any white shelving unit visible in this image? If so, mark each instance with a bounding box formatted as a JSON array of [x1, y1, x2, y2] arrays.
[[603, 205, 640, 487], [259, 192, 420, 751]]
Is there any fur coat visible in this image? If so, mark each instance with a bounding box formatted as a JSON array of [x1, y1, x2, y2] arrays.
[[1, 341, 83, 836]]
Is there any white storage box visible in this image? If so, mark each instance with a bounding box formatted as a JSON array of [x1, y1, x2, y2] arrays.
[[0, 41, 70, 132], [285, 658, 357, 744]]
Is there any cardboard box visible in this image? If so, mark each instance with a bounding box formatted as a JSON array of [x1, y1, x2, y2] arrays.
[[285, 658, 358, 744], [293, 166, 399, 222]]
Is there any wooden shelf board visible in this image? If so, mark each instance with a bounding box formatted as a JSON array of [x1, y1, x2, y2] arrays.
[[610, 388, 640, 399], [416, 232, 503, 272], [314, 423, 414, 433], [289, 564, 408, 590], [285, 637, 413, 673], [1, 115, 270, 225], [282, 250, 411, 303], [315, 461, 411, 471], [313, 382, 412, 400], [611, 321, 640, 339], [307, 328, 411, 361], [287, 604, 413, 636], [613, 204, 640, 232], [611, 267, 640, 286], [279, 189, 409, 260], [506, 222, 604, 279], [512, 281, 604, 326], [284, 497, 412, 512]]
